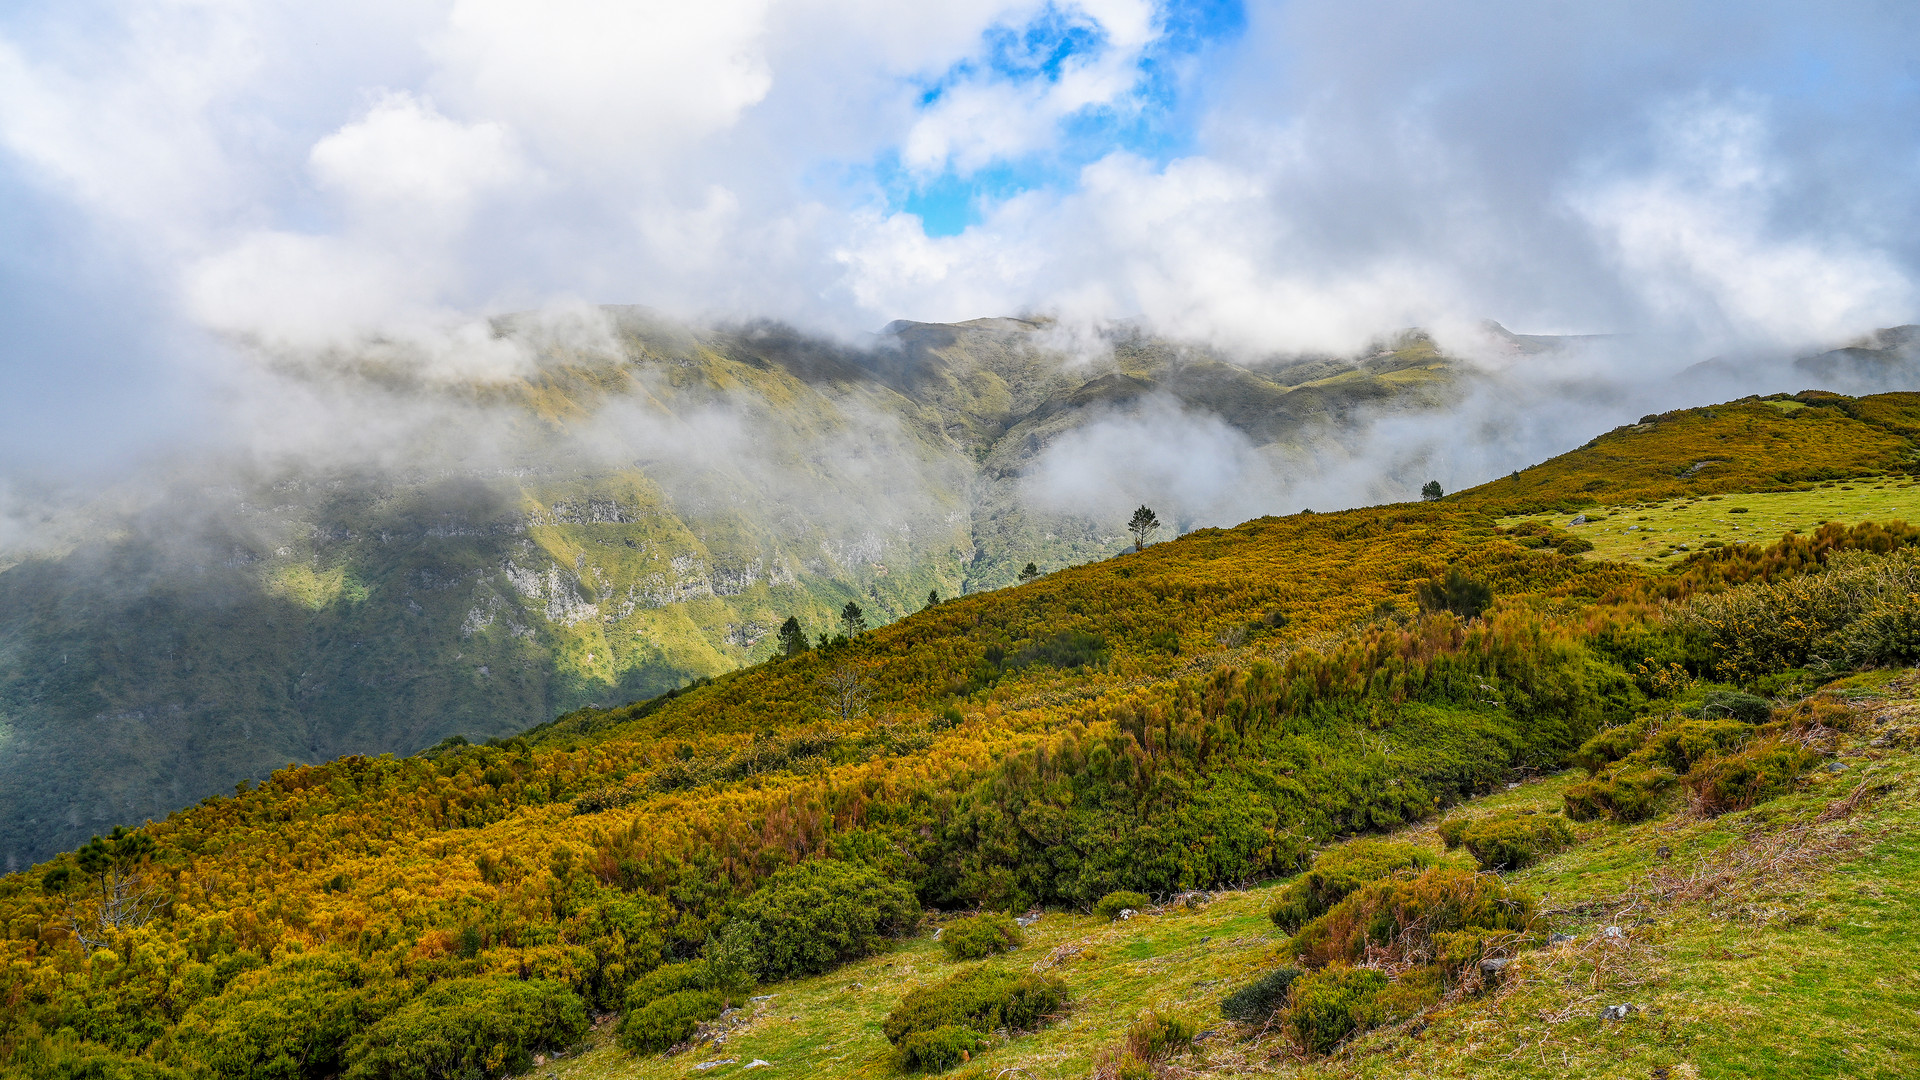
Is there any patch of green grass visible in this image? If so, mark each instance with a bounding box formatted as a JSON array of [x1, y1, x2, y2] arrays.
[[1499, 480, 1920, 567], [537, 897, 1285, 1080]]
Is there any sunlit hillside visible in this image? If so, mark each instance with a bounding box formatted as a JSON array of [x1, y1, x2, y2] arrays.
[[6, 389, 1920, 1079]]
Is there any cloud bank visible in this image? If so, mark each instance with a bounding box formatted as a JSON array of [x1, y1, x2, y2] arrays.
[[0, 0, 1917, 476]]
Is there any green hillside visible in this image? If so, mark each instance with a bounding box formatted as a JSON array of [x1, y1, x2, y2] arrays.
[[0, 313, 1464, 869], [6, 389, 1920, 1079]]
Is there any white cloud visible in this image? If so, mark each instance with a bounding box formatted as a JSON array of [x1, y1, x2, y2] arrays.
[[309, 92, 528, 230], [1571, 99, 1917, 346], [431, 0, 777, 170]]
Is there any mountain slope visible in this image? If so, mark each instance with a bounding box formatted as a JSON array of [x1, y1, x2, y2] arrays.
[[6, 390, 1920, 1080], [0, 312, 1468, 867]]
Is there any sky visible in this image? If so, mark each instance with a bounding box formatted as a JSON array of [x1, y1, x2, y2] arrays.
[[2, 0, 1920, 474]]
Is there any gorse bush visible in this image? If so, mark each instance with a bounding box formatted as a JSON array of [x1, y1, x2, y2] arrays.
[[725, 860, 919, 980], [939, 913, 1023, 961], [1268, 840, 1437, 932], [341, 978, 586, 1080], [1683, 548, 1920, 680], [1220, 967, 1301, 1022], [1094, 891, 1150, 920], [1285, 964, 1390, 1054]]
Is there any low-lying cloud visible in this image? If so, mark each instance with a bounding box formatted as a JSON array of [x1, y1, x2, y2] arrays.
[[0, 0, 1916, 502]]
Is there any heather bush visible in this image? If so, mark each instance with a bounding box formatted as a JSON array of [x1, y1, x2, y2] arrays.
[[726, 860, 919, 980], [342, 978, 587, 1080], [1684, 738, 1816, 814], [616, 990, 727, 1054], [939, 913, 1023, 961], [882, 967, 1068, 1051], [1268, 840, 1437, 932], [1563, 762, 1677, 822], [1285, 965, 1389, 1054], [1289, 868, 1533, 969], [1220, 967, 1301, 1022], [1449, 813, 1574, 871], [1094, 891, 1151, 921], [893, 1026, 987, 1073]]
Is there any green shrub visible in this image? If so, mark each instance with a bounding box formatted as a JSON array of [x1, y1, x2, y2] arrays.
[[892, 1025, 987, 1073], [1646, 719, 1751, 773], [1220, 966, 1301, 1022], [1684, 738, 1816, 814], [1269, 840, 1437, 932], [940, 914, 1023, 961], [1562, 762, 1676, 822], [342, 978, 587, 1080], [1415, 566, 1494, 619], [615, 990, 725, 1054], [1289, 868, 1533, 969], [1285, 965, 1389, 1054], [623, 955, 751, 1008], [1124, 1010, 1197, 1064], [1699, 691, 1773, 724], [727, 860, 920, 980], [1555, 537, 1594, 555], [3, 1028, 189, 1080], [882, 967, 1069, 1049], [1454, 814, 1574, 871], [1094, 890, 1151, 921], [1013, 629, 1110, 670], [1573, 725, 1646, 774], [171, 950, 398, 1080], [1830, 592, 1920, 667]]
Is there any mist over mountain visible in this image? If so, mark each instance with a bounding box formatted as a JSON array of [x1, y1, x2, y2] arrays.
[[4, 303, 1919, 867]]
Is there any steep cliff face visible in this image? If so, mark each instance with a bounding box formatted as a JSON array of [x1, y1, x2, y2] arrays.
[[0, 311, 1466, 867]]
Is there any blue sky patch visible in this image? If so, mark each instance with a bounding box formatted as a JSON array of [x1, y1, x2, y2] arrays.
[[884, 0, 1246, 237]]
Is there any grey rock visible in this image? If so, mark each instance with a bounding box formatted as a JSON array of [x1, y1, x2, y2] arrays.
[[1572, 514, 1588, 525], [1600, 1003, 1634, 1021], [745, 1062, 772, 1070], [695, 1061, 737, 1071], [1603, 926, 1624, 939], [750, 995, 773, 1002], [1828, 761, 1849, 772], [1118, 908, 1136, 920], [1549, 932, 1575, 945], [1479, 958, 1511, 978]]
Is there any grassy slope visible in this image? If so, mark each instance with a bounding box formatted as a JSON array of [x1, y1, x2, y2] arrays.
[[1499, 477, 1920, 568], [532, 687, 1920, 1080]]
